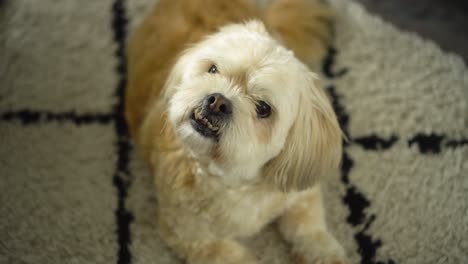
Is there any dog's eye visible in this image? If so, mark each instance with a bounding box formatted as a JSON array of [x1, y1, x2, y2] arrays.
[[256, 101, 271, 118], [208, 64, 218, 74]]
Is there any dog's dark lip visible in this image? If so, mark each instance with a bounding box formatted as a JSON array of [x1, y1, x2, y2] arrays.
[[190, 112, 219, 141]]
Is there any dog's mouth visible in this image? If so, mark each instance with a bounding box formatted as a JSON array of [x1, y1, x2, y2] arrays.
[[190, 108, 220, 140]]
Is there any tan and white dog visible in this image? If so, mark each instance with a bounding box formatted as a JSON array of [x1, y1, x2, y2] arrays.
[[125, 0, 348, 263]]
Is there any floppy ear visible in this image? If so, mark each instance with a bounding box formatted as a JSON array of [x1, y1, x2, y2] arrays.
[[138, 47, 195, 159], [159, 49, 193, 103], [263, 75, 342, 191]]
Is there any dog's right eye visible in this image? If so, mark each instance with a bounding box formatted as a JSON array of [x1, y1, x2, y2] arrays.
[[208, 64, 218, 74]]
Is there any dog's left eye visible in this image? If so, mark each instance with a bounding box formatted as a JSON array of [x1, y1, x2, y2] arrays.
[[208, 64, 218, 74], [256, 101, 272, 118]]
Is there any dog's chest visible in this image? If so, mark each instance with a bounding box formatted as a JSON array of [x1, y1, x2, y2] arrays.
[[201, 184, 298, 237]]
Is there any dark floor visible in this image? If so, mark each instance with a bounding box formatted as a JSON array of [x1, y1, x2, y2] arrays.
[[355, 0, 468, 64]]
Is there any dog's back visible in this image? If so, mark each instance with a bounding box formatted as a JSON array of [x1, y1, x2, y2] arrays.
[[125, 0, 333, 139]]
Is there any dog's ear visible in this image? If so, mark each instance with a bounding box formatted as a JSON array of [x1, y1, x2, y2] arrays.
[[138, 47, 195, 158], [160, 50, 193, 102], [263, 74, 342, 191]]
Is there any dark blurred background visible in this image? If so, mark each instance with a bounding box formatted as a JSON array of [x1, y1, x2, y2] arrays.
[[355, 0, 468, 63]]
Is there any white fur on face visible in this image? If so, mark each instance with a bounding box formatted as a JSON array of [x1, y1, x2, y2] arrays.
[[166, 21, 316, 186]]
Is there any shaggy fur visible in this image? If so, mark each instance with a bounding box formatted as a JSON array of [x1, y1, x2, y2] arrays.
[[125, 0, 348, 263]]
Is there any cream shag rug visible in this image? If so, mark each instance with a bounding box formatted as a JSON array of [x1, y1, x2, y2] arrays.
[[1, 0, 467, 263]]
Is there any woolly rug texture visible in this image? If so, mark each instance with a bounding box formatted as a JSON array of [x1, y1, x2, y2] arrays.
[[1, 0, 467, 263]]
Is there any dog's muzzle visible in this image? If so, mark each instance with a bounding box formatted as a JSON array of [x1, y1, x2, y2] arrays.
[[190, 93, 232, 140]]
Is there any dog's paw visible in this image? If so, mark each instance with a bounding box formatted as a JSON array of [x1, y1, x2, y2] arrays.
[[292, 231, 349, 264], [294, 253, 350, 264], [313, 256, 350, 264]]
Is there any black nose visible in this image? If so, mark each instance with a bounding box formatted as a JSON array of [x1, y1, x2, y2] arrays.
[[203, 93, 232, 116]]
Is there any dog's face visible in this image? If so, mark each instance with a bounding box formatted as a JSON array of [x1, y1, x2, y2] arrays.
[[164, 21, 341, 190]]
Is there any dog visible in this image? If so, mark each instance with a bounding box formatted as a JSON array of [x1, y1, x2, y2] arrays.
[[125, 0, 348, 263]]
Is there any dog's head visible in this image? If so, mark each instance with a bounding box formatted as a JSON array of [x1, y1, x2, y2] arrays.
[[162, 21, 341, 190]]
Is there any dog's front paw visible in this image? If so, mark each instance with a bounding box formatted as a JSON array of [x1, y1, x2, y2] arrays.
[[292, 232, 349, 264], [315, 257, 350, 264], [294, 253, 350, 264]]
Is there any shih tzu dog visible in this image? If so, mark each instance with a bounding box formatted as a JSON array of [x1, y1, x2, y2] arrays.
[[125, 0, 348, 263]]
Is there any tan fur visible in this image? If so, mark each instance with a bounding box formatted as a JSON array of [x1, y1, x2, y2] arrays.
[[264, 0, 335, 67], [256, 117, 275, 144], [125, 0, 348, 263], [230, 73, 249, 93]]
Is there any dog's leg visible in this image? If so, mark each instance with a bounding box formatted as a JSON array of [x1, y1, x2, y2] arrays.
[[278, 185, 349, 264], [190, 240, 258, 264], [263, 0, 334, 69], [159, 218, 258, 263], [175, 239, 258, 264]]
